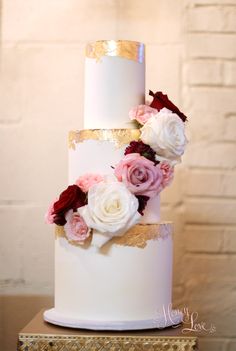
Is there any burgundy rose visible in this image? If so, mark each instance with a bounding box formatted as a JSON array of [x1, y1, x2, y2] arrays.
[[53, 185, 87, 226], [53, 213, 67, 226], [149, 90, 187, 122], [125, 140, 157, 164]]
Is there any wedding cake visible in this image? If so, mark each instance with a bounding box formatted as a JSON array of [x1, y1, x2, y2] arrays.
[[44, 40, 188, 330]]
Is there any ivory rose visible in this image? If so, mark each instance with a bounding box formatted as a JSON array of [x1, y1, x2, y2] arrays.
[[114, 153, 163, 198], [76, 173, 104, 193], [140, 108, 187, 165], [64, 210, 90, 243], [129, 104, 158, 125], [77, 180, 140, 238]]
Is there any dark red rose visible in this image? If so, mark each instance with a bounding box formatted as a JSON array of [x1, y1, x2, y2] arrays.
[[53, 213, 67, 226], [125, 140, 158, 164], [53, 185, 87, 225], [136, 195, 149, 215], [149, 90, 187, 122]]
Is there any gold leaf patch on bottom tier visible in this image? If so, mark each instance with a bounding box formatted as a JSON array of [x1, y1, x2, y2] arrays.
[[55, 223, 173, 249]]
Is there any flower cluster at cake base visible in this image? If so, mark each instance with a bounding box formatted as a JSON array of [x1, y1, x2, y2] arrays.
[[45, 91, 188, 247]]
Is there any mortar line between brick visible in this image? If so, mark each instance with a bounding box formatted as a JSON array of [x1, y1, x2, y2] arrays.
[[185, 223, 236, 229], [187, 83, 236, 88], [185, 194, 236, 200], [184, 252, 236, 258], [194, 3, 236, 7], [0, 200, 47, 207], [188, 166, 236, 171], [186, 221, 236, 226], [186, 250, 236, 255], [187, 30, 236, 35], [188, 55, 236, 60], [189, 85, 236, 91], [186, 167, 236, 174], [186, 57, 236, 63], [0, 40, 183, 47]]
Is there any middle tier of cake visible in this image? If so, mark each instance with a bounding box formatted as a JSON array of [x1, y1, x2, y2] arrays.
[[68, 129, 160, 223]]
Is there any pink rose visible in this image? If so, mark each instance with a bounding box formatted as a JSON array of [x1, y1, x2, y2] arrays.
[[45, 198, 58, 224], [129, 105, 158, 125], [114, 153, 163, 198], [64, 210, 90, 243], [160, 161, 174, 189], [75, 173, 104, 193]]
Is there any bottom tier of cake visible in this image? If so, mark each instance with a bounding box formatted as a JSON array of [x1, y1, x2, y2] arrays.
[[44, 223, 182, 330], [44, 308, 183, 330]]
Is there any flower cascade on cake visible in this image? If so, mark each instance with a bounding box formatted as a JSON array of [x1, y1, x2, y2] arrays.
[[45, 91, 188, 247]]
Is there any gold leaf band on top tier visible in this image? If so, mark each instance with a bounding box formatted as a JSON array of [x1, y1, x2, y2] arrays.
[[86, 40, 145, 63], [55, 223, 173, 249], [68, 129, 141, 149]]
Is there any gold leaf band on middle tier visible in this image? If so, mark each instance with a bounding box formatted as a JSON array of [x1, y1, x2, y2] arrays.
[[55, 222, 173, 249], [111, 223, 173, 248], [68, 129, 141, 149]]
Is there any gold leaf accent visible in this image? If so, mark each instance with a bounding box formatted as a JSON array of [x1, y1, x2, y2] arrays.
[[68, 130, 81, 150], [68, 129, 140, 149], [86, 40, 145, 63], [55, 223, 172, 249], [55, 225, 65, 238], [111, 223, 173, 249]]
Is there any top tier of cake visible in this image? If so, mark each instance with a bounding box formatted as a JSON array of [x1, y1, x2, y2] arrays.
[[84, 40, 145, 129]]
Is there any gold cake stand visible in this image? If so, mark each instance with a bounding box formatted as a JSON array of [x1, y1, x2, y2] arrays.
[[17, 309, 198, 351]]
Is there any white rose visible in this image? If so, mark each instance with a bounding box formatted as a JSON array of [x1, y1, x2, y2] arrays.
[[77, 180, 141, 241], [140, 108, 187, 165]]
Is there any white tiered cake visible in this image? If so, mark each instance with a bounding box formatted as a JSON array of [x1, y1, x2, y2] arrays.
[[44, 40, 187, 330]]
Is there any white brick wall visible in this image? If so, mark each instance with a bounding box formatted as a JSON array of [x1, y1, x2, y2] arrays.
[[184, 59, 223, 85], [187, 33, 236, 58], [182, 1, 236, 350], [187, 5, 236, 32], [186, 170, 236, 197], [0, 1, 236, 350], [223, 61, 236, 85]]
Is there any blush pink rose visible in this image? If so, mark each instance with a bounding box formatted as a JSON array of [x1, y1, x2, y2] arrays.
[[45, 198, 58, 224], [64, 210, 90, 243], [129, 105, 158, 125], [114, 153, 163, 198], [160, 161, 174, 188], [76, 173, 104, 193]]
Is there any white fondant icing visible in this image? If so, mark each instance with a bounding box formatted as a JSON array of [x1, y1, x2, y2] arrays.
[[44, 308, 183, 330], [84, 56, 145, 129], [48, 41, 178, 329], [140, 195, 161, 224], [54, 233, 173, 322]]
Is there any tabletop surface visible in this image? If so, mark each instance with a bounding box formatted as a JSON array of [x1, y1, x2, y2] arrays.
[[18, 310, 198, 351], [19, 309, 197, 339]]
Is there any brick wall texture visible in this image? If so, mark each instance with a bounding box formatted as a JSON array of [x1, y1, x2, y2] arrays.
[[0, 1, 236, 350]]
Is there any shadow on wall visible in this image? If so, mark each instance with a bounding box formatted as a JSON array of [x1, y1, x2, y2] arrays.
[[0, 295, 53, 351]]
